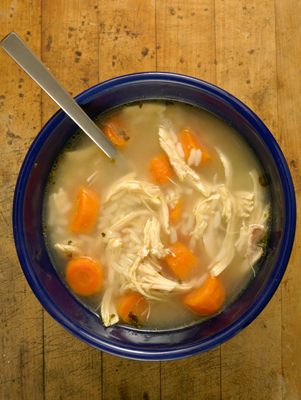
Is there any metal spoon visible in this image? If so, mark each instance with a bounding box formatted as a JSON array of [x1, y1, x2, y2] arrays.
[[1, 31, 119, 161]]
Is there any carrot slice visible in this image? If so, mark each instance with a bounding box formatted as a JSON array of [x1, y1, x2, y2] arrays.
[[169, 200, 183, 221], [69, 187, 99, 233], [184, 276, 225, 315], [148, 154, 174, 184], [178, 128, 211, 163], [66, 256, 103, 296], [165, 241, 198, 279], [117, 293, 149, 327], [102, 117, 130, 148]]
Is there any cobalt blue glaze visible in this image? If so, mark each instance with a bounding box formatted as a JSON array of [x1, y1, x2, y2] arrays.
[[13, 72, 296, 361]]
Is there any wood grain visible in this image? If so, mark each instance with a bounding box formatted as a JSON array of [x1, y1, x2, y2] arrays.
[[156, 0, 216, 83], [0, 0, 301, 398], [275, 0, 301, 398], [161, 348, 221, 400], [98, 2, 161, 399], [156, 2, 222, 398], [98, 0, 157, 81], [0, 1, 44, 399], [40, 1, 104, 399], [214, 2, 283, 399]]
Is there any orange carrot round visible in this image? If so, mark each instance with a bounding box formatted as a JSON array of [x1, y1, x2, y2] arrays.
[[169, 200, 183, 221], [66, 256, 103, 296], [184, 276, 225, 315], [102, 117, 131, 148], [165, 241, 198, 279], [69, 187, 99, 233], [117, 293, 149, 325], [179, 128, 211, 163], [148, 154, 174, 184]]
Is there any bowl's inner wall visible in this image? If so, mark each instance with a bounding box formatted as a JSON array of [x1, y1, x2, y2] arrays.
[[16, 77, 289, 358]]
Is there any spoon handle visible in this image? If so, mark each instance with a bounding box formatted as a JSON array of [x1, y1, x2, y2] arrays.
[[1, 32, 118, 160]]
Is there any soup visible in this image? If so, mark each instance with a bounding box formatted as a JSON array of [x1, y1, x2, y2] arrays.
[[43, 101, 270, 330]]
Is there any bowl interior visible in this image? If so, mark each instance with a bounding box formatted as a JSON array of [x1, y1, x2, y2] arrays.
[[13, 73, 296, 361]]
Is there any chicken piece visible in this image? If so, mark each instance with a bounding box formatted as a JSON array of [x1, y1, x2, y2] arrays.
[[139, 217, 169, 259], [235, 191, 255, 218], [190, 194, 220, 241], [106, 210, 153, 233], [101, 269, 119, 327], [122, 260, 194, 301], [158, 127, 208, 196], [54, 243, 80, 257], [129, 216, 169, 281], [101, 238, 123, 327], [208, 187, 237, 277], [246, 226, 266, 265], [235, 224, 266, 268], [216, 148, 233, 187], [105, 180, 162, 204], [235, 225, 250, 254], [104, 179, 170, 234], [123, 215, 193, 301], [209, 231, 236, 277], [217, 185, 234, 222]]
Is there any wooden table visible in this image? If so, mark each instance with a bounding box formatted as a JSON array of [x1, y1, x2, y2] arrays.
[[0, 0, 300, 398]]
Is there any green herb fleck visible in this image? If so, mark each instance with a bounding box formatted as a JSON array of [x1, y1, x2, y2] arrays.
[[257, 233, 269, 248], [102, 232, 106, 237], [259, 175, 268, 187], [128, 312, 142, 329], [123, 136, 130, 141], [68, 240, 73, 245], [178, 279, 183, 285], [117, 129, 126, 136], [43, 225, 48, 232]]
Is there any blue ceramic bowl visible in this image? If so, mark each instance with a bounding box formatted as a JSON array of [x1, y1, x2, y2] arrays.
[[13, 72, 296, 361]]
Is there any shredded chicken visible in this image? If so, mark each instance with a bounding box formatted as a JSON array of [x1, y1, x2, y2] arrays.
[[106, 210, 153, 233], [246, 226, 266, 265], [208, 186, 237, 277], [190, 194, 220, 241], [158, 126, 208, 196], [104, 180, 170, 234], [122, 261, 193, 296], [105, 180, 162, 204], [235, 221, 267, 268], [216, 148, 233, 188], [235, 191, 255, 218], [101, 238, 123, 327], [217, 185, 235, 222], [54, 243, 79, 256], [139, 217, 170, 259]]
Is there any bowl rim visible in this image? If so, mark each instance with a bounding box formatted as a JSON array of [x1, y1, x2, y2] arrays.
[[13, 72, 296, 361]]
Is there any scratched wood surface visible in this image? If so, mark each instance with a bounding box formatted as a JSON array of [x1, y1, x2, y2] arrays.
[[0, 0, 300, 399]]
